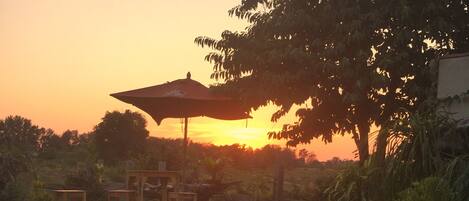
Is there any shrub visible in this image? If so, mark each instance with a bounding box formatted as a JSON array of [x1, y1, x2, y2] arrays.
[[396, 177, 454, 201], [65, 162, 105, 201]]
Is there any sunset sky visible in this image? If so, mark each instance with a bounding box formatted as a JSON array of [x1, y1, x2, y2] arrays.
[[0, 0, 355, 161]]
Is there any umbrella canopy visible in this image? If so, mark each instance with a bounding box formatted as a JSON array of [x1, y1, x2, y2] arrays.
[[111, 73, 250, 189], [110, 73, 250, 124]]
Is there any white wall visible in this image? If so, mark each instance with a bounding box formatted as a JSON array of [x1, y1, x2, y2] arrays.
[[437, 53, 469, 125]]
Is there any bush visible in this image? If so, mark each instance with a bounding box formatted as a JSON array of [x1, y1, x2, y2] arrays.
[[30, 180, 54, 201], [444, 155, 469, 201], [65, 162, 105, 201], [396, 177, 454, 201], [324, 160, 377, 201], [0, 173, 53, 201], [0, 181, 29, 201], [104, 165, 126, 183]]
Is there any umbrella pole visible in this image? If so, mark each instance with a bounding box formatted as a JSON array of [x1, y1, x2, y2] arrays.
[[182, 117, 188, 190]]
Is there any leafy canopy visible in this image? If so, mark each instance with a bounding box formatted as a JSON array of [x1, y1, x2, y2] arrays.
[[93, 110, 149, 163], [0, 116, 44, 192], [195, 0, 469, 161]]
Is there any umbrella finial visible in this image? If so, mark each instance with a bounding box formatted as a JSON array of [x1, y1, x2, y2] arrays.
[[186, 72, 191, 79]]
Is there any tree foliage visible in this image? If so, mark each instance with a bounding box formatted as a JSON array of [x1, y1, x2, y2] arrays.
[[0, 113, 339, 201], [0, 115, 102, 200], [0, 116, 44, 191], [195, 0, 469, 162], [93, 110, 149, 163], [39, 129, 83, 159], [0, 116, 43, 152]]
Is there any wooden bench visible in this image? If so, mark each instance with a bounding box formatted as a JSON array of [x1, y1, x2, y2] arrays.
[[169, 192, 197, 201], [52, 190, 86, 201], [107, 189, 137, 201]]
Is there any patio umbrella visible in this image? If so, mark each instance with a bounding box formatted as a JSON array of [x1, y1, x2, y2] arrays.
[[110, 72, 249, 184]]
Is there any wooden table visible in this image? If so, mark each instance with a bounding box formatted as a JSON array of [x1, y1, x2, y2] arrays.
[[52, 190, 86, 201], [126, 170, 179, 201]]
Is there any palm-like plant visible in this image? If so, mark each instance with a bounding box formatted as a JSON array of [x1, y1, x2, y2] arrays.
[[325, 100, 469, 201], [384, 105, 458, 195], [443, 155, 469, 201]]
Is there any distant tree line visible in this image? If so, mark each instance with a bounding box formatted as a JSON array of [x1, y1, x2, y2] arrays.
[[2, 110, 341, 201], [0, 110, 341, 171]]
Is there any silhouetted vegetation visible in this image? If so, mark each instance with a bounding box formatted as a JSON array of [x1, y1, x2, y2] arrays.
[[195, 0, 469, 165], [2, 1, 469, 201], [194, 0, 469, 200], [319, 100, 469, 201], [1, 112, 344, 201], [94, 110, 149, 163], [4, 103, 469, 201]]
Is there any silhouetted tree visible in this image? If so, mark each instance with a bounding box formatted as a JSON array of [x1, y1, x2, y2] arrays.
[[38, 129, 61, 157], [0, 116, 44, 191], [254, 145, 297, 168], [94, 110, 149, 163], [196, 0, 469, 163], [61, 130, 79, 147], [299, 149, 317, 165], [39, 129, 82, 158]]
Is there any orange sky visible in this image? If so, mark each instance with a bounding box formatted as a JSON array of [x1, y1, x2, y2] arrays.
[[0, 0, 355, 161]]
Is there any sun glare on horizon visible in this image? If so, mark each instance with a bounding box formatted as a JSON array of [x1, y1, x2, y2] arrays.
[[144, 113, 281, 149]]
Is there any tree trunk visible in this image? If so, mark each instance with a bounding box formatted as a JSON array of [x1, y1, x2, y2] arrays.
[[375, 128, 388, 167], [357, 122, 370, 165], [357, 121, 370, 200]]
